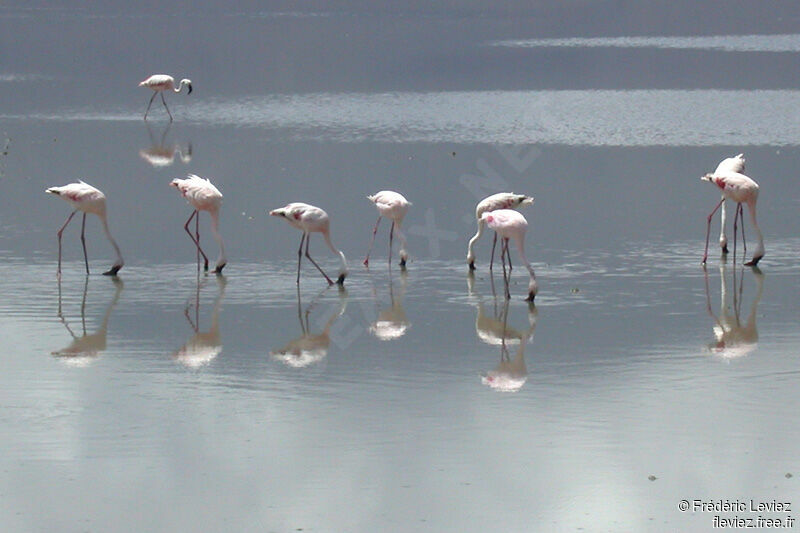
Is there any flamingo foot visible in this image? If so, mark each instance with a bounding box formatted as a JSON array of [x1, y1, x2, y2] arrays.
[[363, 258, 369, 266]]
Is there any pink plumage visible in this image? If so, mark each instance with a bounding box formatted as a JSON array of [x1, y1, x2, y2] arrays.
[[364, 190, 411, 268], [170, 174, 226, 274], [45, 180, 124, 277], [270, 202, 348, 286], [139, 74, 193, 121]]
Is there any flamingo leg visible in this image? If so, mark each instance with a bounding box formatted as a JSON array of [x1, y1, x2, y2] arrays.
[[702, 198, 725, 264], [160, 91, 173, 122], [296, 233, 306, 284], [738, 203, 747, 256], [389, 221, 394, 267], [363, 216, 381, 266], [144, 91, 157, 120], [183, 210, 209, 271], [489, 232, 497, 271], [732, 202, 738, 263], [56, 209, 78, 278], [79, 213, 90, 275], [195, 210, 201, 271], [500, 238, 511, 299], [304, 235, 334, 285]]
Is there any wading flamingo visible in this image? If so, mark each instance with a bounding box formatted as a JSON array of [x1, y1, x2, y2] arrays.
[[270, 202, 348, 286], [139, 74, 193, 121], [467, 192, 533, 270], [701, 154, 764, 266], [46, 180, 124, 278], [170, 174, 226, 274], [364, 190, 411, 268], [481, 209, 538, 301]]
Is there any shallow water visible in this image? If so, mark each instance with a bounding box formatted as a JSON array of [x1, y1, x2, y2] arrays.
[[2, 5, 800, 533]]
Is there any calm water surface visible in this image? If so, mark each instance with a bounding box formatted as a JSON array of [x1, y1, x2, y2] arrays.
[[1, 5, 799, 533]]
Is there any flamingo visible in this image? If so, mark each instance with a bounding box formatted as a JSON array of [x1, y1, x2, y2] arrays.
[[467, 192, 533, 270], [45, 180, 124, 278], [270, 202, 348, 286], [364, 190, 411, 268], [481, 209, 538, 301], [701, 154, 764, 266], [170, 174, 226, 274], [139, 74, 193, 121]]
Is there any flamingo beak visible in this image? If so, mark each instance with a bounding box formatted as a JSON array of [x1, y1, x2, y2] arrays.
[[187, 84, 193, 95]]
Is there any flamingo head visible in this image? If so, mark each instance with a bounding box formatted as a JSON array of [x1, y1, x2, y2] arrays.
[[700, 172, 714, 183], [181, 79, 193, 94]]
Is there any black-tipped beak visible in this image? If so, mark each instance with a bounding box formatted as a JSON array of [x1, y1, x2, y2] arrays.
[[525, 292, 536, 302], [336, 274, 346, 285], [103, 265, 122, 276], [213, 263, 226, 275], [187, 85, 193, 95]]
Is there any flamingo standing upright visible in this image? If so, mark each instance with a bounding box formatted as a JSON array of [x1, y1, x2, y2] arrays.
[[139, 74, 193, 121], [170, 174, 226, 274], [364, 190, 411, 268], [701, 154, 764, 266], [467, 192, 533, 270], [481, 209, 538, 302], [270, 202, 348, 286], [46, 180, 124, 278]]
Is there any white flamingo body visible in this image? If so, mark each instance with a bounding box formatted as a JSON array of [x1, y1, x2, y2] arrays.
[[482, 209, 538, 301], [701, 154, 764, 266], [270, 202, 348, 285], [364, 190, 411, 267], [467, 192, 533, 270], [170, 174, 226, 274], [46, 180, 124, 277], [139, 74, 192, 121]]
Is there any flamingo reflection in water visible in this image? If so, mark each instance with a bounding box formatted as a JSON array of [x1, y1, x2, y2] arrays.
[[139, 122, 192, 168], [704, 262, 764, 360], [271, 287, 348, 368], [469, 273, 537, 392], [52, 277, 123, 367], [173, 274, 226, 369], [368, 269, 410, 341]]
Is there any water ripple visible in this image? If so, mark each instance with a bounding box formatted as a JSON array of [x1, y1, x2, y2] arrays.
[[7, 89, 800, 146], [489, 34, 800, 53]]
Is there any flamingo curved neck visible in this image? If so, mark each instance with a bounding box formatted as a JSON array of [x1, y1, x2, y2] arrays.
[[99, 214, 124, 267], [323, 230, 348, 277], [467, 219, 485, 262]]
